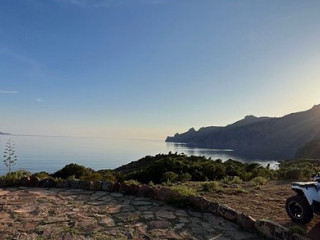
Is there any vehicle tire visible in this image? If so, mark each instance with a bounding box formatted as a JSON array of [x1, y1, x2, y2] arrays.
[[286, 195, 313, 224]]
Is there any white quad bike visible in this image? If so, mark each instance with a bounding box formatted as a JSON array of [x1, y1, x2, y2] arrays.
[[286, 174, 320, 224]]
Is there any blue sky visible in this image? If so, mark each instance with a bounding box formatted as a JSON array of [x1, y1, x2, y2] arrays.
[[0, 0, 320, 139]]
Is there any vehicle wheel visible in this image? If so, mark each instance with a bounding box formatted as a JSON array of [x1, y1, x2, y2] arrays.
[[286, 195, 313, 224]]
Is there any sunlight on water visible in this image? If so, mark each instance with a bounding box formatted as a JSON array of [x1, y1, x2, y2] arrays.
[[0, 135, 278, 174]]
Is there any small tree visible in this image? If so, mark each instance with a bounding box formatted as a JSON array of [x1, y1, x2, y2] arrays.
[[3, 139, 17, 174]]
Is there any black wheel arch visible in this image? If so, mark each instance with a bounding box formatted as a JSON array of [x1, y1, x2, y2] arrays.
[[292, 189, 305, 196]]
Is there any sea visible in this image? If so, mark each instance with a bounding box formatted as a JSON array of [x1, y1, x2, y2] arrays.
[[0, 135, 279, 175]]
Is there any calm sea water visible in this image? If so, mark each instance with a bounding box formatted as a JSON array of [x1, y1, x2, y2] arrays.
[[0, 135, 278, 174]]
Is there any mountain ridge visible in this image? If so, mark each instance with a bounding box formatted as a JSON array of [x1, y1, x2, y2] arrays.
[[166, 105, 320, 160]]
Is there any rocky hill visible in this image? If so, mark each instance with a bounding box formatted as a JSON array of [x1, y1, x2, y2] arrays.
[[166, 105, 320, 160], [295, 138, 320, 159]]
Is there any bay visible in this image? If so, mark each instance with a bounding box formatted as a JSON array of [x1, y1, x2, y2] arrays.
[[0, 135, 278, 174]]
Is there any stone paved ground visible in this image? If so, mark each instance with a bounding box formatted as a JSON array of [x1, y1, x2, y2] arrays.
[[0, 188, 263, 240]]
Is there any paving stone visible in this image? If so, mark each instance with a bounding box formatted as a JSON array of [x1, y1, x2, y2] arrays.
[[131, 200, 153, 206], [178, 217, 191, 223], [187, 210, 203, 218], [119, 205, 135, 213], [110, 193, 123, 198], [108, 205, 122, 214], [150, 220, 172, 229], [100, 216, 115, 227], [174, 223, 185, 230], [155, 210, 176, 220], [175, 209, 189, 217], [142, 213, 154, 220]]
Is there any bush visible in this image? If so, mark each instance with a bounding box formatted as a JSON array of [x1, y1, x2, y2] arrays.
[[169, 186, 197, 207], [171, 185, 196, 197], [52, 163, 94, 179], [32, 171, 50, 180], [222, 176, 243, 185], [100, 172, 117, 182], [202, 181, 223, 192], [124, 179, 140, 185], [117, 153, 280, 183], [163, 171, 178, 183], [81, 173, 103, 181], [1, 170, 31, 186], [251, 176, 268, 186], [284, 167, 313, 180], [279, 160, 319, 180], [234, 187, 248, 194], [179, 173, 192, 182]]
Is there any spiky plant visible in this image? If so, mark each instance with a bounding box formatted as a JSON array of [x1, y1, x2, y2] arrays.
[[3, 139, 17, 174]]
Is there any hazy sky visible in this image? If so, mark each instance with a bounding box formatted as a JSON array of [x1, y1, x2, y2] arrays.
[[1, 0, 320, 139]]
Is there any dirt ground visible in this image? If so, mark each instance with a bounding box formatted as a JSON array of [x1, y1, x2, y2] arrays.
[[188, 180, 320, 240]]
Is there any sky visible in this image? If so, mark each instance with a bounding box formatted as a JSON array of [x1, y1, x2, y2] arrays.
[[0, 0, 320, 139]]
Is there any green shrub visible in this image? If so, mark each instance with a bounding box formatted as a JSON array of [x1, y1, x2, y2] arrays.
[[234, 187, 248, 194], [251, 176, 268, 186], [179, 173, 192, 182], [101, 172, 117, 182], [81, 173, 103, 181], [2, 170, 31, 186], [163, 171, 178, 183], [222, 176, 243, 185], [124, 179, 140, 185], [52, 163, 94, 179], [32, 171, 50, 180], [168, 186, 197, 207], [202, 181, 223, 192], [279, 160, 319, 180], [171, 185, 196, 198], [67, 175, 77, 180], [283, 167, 313, 180]]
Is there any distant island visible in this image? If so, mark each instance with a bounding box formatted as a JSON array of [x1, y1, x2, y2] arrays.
[[0, 131, 10, 135], [166, 105, 320, 160]]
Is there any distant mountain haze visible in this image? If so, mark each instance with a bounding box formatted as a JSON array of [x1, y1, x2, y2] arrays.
[[166, 105, 320, 160], [295, 138, 320, 159]]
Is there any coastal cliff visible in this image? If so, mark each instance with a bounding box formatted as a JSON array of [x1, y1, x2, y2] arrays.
[[166, 105, 320, 160]]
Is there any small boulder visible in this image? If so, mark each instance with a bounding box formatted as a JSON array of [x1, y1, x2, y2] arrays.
[[39, 178, 56, 188], [29, 176, 40, 187], [101, 181, 113, 191], [155, 187, 177, 202], [188, 196, 210, 212], [80, 180, 92, 190], [111, 182, 121, 192], [254, 219, 290, 240], [137, 185, 155, 198], [218, 205, 238, 222], [129, 184, 141, 195], [208, 201, 220, 214], [91, 181, 102, 191], [0, 178, 6, 187], [55, 179, 69, 188], [68, 179, 80, 189], [237, 213, 256, 229], [119, 183, 130, 194], [20, 177, 30, 187]]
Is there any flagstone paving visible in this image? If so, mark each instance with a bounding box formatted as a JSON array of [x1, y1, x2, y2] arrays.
[[0, 188, 263, 240]]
